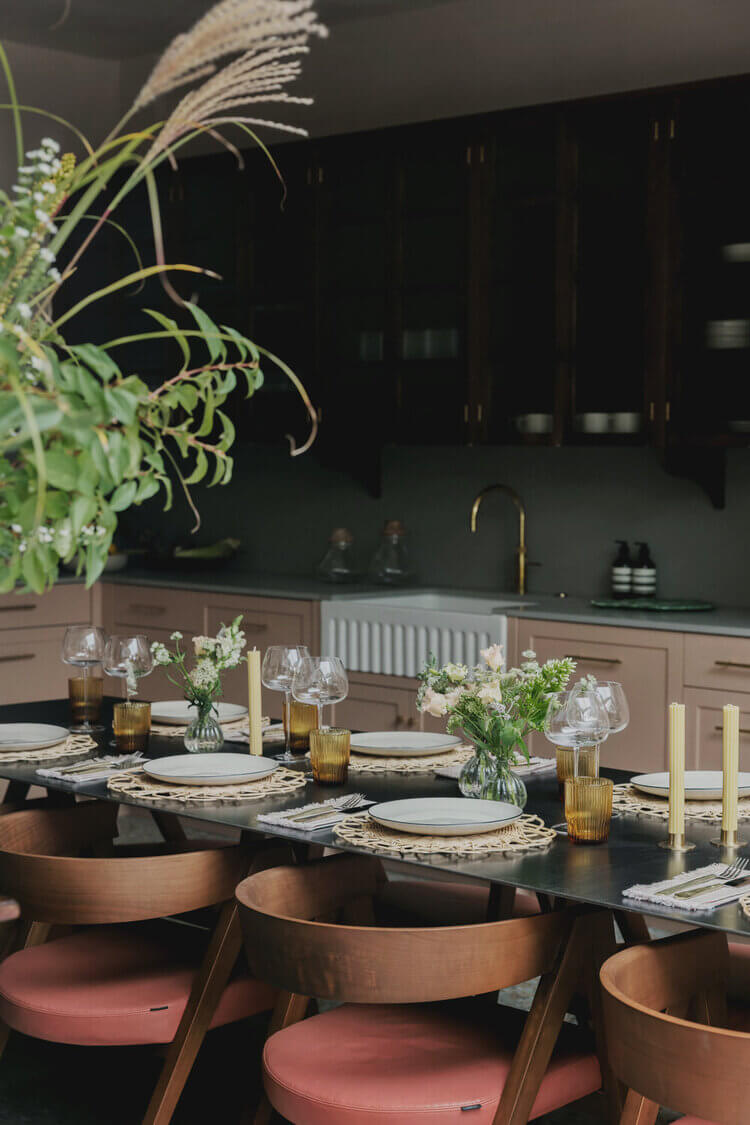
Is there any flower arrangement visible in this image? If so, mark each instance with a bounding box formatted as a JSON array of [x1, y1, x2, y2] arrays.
[[151, 617, 247, 718], [417, 645, 576, 804], [0, 0, 327, 593]]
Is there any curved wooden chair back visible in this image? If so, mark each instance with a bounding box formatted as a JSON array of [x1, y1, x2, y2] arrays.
[[0, 803, 251, 924], [237, 852, 578, 1004], [600, 930, 750, 1124]]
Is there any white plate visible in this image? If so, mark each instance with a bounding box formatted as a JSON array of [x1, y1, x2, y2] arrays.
[[350, 732, 461, 758], [369, 797, 522, 836], [144, 753, 278, 786], [0, 723, 69, 753], [631, 771, 750, 801], [150, 701, 248, 725]]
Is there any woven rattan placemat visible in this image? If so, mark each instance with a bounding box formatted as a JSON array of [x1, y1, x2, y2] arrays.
[[332, 809, 556, 856]]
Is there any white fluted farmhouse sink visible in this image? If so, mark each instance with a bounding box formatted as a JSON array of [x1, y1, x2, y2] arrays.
[[321, 589, 537, 677]]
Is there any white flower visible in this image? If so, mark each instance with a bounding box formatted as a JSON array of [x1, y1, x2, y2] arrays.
[[30, 355, 47, 372], [42, 181, 56, 195], [11, 185, 29, 194], [17, 166, 32, 175], [0, 248, 9, 259], [170, 631, 183, 641], [444, 687, 464, 709], [521, 650, 536, 660], [191, 659, 217, 690], [193, 635, 211, 657], [14, 226, 29, 239], [477, 679, 503, 705], [10, 524, 21, 534], [41, 137, 60, 152], [443, 662, 468, 683], [480, 643, 504, 672], [37, 162, 52, 175], [39, 247, 55, 262], [48, 268, 61, 282], [421, 688, 448, 717], [149, 642, 171, 666], [16, 303, 31, 320]]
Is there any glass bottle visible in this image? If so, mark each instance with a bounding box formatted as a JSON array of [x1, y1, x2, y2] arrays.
[[368, 520, 414, 585], [317, 528, 360, 583]]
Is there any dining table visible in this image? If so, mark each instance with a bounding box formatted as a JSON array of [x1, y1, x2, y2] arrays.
[[3, 697, 750, 941]]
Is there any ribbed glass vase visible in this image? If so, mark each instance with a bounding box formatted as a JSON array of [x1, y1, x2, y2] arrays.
[[184, 702, 224, 753], [458, 746, 527, 807]]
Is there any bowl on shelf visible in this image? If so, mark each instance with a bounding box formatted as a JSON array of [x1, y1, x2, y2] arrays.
[[574, 412, 610, 434], [611, 412, 642, 434]]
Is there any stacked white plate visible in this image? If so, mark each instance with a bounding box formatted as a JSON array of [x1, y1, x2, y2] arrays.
[[0, 723, 69, 753], [369, 797, 522, 837], [631, 771, 750, 801], [150, 701, 248, 725], [144, 753, 278, 786], [350, 732, 461, 758]]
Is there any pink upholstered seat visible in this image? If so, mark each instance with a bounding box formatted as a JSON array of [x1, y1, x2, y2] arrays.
[[263, 1000, 601, 1125], [377, 878, 538, 926], [0, 921, 275, 1047]]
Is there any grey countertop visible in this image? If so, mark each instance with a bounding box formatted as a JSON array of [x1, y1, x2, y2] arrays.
[[101, 569, 750, 637]]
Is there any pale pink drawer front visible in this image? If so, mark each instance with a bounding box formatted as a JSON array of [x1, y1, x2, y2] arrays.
[[684, 633, 750, 695], [0, 584, 92, 631], [0, 628, 71, 705], [684, 687, 750, 771], [105, 585, 204, 636]]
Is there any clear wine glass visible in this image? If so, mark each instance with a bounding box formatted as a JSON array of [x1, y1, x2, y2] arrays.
[[103, 635, 153, 699], [564, 688, 610, 776], [62, 625, 106, 732], [596, 681, 629, 736], [292, 656, 348, 731], [262, 645, 310, 762]]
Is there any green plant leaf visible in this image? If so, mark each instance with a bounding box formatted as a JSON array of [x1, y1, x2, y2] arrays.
[[109, 480, 138, 511]]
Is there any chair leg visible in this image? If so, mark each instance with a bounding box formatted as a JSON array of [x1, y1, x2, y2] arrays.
[[614, 910, 650, 945], [142, 901, 243, 1125], [487, 884, 516, 920], [493, 909, 590, 1124], [619, 1088, 659, 1125], [586, 910, 623, 1123], [151, 811, 187, 843]]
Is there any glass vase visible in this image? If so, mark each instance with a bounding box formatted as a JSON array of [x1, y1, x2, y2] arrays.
[[184, 702, 224, 753], [459, 747, 527, 808]]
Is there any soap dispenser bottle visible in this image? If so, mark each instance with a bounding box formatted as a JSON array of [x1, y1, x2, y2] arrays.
[[632, 542, 657, 598], [611, 541, 633, 599]]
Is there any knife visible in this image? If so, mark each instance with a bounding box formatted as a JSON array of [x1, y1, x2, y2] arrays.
[[674, 876, 750, 900]]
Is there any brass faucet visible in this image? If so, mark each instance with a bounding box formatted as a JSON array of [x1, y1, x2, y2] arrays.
[[470, 484, 527, 596]]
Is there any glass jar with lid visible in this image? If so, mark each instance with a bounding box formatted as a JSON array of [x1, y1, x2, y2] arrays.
[[368, 520, 414, 585], [316, 528, 360, 583]]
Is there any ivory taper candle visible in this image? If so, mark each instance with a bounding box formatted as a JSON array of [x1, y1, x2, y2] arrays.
[[247, 648, 263, 756], [722, 703, 740, 834], [667, 702, 686, 838]]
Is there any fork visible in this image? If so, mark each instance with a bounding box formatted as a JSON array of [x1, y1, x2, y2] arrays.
[[668, 858, 749, 899], [285, 794, 367, 822]]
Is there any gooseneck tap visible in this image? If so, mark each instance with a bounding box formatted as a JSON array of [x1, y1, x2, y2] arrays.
[[470, 484, 527, 596]]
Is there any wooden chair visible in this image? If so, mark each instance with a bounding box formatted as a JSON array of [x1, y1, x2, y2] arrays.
[[0, 801, 284, 1125], [600, 929, 750, 1124], [236, 852, 616, 1125]]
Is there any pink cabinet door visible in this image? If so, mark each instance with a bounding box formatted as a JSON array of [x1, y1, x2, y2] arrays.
[[0, 584, 92, 631], [203, 595, 320, 718], [0, 628, 71, 705], [684, 687, 750, 771], [101, 584, 204, 637], [684, 633, 750, 694], [332, 677, 417, 733], [515, 619, 684, 771]]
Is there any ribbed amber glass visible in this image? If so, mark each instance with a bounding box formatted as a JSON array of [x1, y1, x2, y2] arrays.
[[68, 676, 103, 729], [113, 702, 151, 753], [556, 746, 599, 798], [309, 727, 350, 785], [285, 700, 318, 754], [564, 776, 613, 845]]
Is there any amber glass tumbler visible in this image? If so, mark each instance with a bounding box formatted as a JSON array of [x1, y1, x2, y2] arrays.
[[556, 745, 599, 798], [309, 728, 350, 785], [564, 776, 613, 844], [68, 676, 104, 732], [113, 702, 151, 754], [285, 700, 318, 754]]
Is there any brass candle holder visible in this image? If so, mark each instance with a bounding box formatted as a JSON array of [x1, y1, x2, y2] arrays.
[[659, 832, 695, 853], [710, 828, 747, 851]]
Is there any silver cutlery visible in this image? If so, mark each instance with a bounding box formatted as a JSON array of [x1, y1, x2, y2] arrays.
[[285, 794, 367, 823], [657, 858, 748, 898], [674, 867, 750, 900]]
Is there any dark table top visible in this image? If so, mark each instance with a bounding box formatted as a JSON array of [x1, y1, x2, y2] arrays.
[[4, 699, 750, 938]]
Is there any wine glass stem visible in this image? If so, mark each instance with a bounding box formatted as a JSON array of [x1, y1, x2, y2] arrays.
[[284, 691, 291, 756], [317, 702, 323, 731]]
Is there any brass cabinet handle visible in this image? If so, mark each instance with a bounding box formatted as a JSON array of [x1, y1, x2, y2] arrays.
[[714, 661, 750, 670], [714, 725, 750, 734], [244, 623, 269, 634], [0, 653, 34, 664], [564, 655, 622, 665], [128, 604, 166, 615], [0, 604, 36, 613]]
